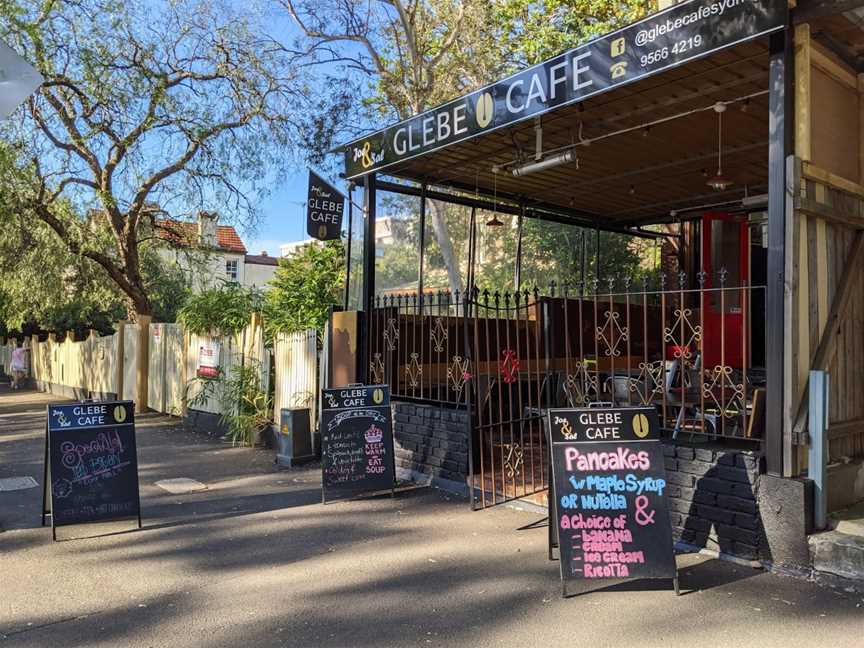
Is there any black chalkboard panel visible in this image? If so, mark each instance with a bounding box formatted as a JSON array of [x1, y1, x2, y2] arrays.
[[320, 385, 395, 503], [547, 407, 677, 596], [42, 401, 141, 539]]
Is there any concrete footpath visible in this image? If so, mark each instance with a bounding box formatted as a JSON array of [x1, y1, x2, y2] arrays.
[[0, 387, 862, 648]]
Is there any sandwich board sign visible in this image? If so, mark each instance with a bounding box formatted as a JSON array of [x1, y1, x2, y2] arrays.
[[319, 384, 395, 503], [42, 401, 142, 540], [0, 39, 43, 119], [547, 406, 678, 597]]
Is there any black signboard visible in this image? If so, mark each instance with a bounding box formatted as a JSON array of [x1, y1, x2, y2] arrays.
[[343, 0, 786, 178], [320, 384, 395, 503], [307, 170, 346, 241], [42, 401, 142, 540], [547, 407, 677, 596]]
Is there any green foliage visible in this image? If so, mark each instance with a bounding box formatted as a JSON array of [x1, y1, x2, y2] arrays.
[[141, 254, 193, 325], [264, 240, 345, 342], [186, 359, 272, 447], [494, 1, 652, 67], [0, 0, 348, 319], [177, 284, 263, 337]]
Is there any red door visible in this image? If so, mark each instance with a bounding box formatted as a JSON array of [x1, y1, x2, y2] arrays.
[[701, 212, 749, 370]]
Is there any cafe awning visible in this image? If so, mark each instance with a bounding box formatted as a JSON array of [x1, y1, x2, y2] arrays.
[[339, 0, 787, 227]]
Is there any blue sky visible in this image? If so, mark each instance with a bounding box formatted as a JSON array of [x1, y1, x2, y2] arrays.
[[245, 171, 311, 256], [243, 4, 371, 257]]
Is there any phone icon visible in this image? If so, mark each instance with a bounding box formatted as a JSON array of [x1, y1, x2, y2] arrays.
[[610, 62, 628, 80]]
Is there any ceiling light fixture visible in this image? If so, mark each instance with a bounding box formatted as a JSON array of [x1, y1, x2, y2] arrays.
[[707, 102, 733, 192], [510, 149, 577, 177]]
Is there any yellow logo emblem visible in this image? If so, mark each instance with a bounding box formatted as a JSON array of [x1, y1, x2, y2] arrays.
[[114, 405, 127, 423], [611, 37, 626, 58], [372, 388, 384, 404], [475, 92, 494, 129], [610, 61, 628, 80], [632, 413, 650, 439]]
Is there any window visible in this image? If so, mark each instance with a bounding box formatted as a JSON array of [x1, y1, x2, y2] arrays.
[[226, 259, 238, 282]]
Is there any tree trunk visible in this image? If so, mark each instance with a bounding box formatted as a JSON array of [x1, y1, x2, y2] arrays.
[[427, 200, 461, 295]]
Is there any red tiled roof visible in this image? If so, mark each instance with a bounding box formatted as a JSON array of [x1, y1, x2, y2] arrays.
[[156, 219, 247, 254]]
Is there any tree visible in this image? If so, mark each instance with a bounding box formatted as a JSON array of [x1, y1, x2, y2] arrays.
[[279, 0, 502, 294], [264, 241, 345, 342], [178, 284, 263, 338], [495, 1, 652, 68], [0, 0, 348, 321], [281, 0, 656, 295]]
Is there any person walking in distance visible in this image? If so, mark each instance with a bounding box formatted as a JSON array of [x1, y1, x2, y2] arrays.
[[10, 342, 26, 390]]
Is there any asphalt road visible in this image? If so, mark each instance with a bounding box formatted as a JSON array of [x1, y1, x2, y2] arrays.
[[1, 387, 862, 648]]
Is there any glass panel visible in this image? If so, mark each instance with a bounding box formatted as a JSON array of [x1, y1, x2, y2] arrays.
[[346, 184, 364, 311], [422, 199, 473, 294], [375, 192, 420, 295]]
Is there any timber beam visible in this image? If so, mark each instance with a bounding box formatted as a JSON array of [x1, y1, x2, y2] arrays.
[[794, 1, 864, 23]]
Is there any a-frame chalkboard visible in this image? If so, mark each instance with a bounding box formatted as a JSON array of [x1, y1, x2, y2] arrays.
[[320, 385, 395, 503], [547, 407, 678, 597], [42, 401, 142, 540]]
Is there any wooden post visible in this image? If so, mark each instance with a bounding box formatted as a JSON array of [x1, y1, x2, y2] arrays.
[[115, 320, 126, 401], [180, 328, 190, 418], [136, 315, 151, 412]]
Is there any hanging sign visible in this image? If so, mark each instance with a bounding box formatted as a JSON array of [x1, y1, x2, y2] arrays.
[[320, 384, 395, 503], [0, 39, 43, 119], [342, 0, 786, 178], [307, 170, 346, 241], [42, 400, 142, 540], [547, 407, 677, 597]]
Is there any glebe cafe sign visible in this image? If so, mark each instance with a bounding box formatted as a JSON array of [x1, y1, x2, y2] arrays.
[[342, 0, 785, 179]]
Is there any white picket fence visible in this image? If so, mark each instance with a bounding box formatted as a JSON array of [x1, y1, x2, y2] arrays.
[[273, 329, 318, 431]]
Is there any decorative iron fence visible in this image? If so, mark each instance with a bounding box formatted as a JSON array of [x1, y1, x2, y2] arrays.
[[367, 273, 767, 508]]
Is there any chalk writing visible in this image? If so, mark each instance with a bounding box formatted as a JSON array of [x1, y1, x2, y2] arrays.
[[549, 407, 676, 586], [320, 385, 395, 501]]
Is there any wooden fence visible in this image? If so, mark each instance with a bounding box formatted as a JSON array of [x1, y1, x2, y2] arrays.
[[5, 319, 314, 428]]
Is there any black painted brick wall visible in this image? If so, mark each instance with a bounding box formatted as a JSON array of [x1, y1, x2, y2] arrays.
[[662, 441, 766, 561], [392, 401, 469, 485]]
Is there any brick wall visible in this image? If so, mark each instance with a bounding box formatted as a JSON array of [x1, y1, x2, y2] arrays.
[[663, 441, 766, 561], [392, 401, 470, 493]]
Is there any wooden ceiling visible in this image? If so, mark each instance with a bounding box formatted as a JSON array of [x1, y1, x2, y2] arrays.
[[382, 39, 774, 227]]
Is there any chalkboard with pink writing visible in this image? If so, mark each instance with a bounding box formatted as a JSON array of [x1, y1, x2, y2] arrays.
[[547, 407, 677, 596], [42, 401, 142, 540], [320, 385, 395, 503]]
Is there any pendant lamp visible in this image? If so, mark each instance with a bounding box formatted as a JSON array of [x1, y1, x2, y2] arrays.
[[707, 102, 733, 192]]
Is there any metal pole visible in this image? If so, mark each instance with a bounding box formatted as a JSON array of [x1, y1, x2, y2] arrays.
[[467, 207, 477, 300], [514, 205, 525, 292], [765, 28, 791, 477], [808, 370, 829, 530], [344, 182, 354, 311], [595, 226, 600, 282], [580, 229, 586, 290], [360, 173, 377, 384], [417, 184, 427, 301], [362, 173, 377, 315]]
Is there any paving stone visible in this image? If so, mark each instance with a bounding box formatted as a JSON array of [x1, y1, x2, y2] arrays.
[[154, 478, 208, 494], [0, 476, 38, 491]]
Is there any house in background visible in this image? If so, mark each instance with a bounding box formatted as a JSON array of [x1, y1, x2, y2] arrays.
[[157, 211, 278, 290]]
